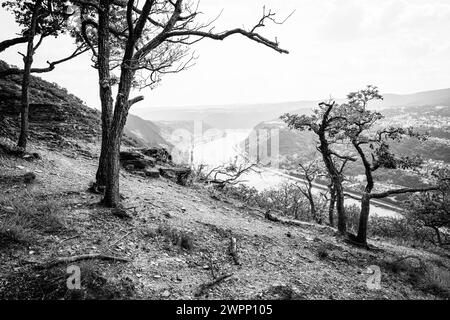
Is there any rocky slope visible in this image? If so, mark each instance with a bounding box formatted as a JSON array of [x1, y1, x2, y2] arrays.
[[0, 60, 169, 149], [0, 138, 449, 300]]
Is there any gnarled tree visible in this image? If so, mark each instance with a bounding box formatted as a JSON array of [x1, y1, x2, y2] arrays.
[[336, 85, 447, 245], [281, 102, 356, 234]]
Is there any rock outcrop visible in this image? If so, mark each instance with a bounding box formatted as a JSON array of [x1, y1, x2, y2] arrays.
[[119, 147, 191, 185]]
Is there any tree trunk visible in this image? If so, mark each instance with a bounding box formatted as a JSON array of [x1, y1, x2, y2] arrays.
[[356, 193, 371, 244], [307, 188, 318, 224], [95, 0, 114, 188], [103, 132, 121, 207], [334, 180, 346, 234], [102, 66, 135, 207], [328, 187, 336, 227], [318, 128, 346, 234], [17, 0, 42, 150], [432, 226, 442, 246]]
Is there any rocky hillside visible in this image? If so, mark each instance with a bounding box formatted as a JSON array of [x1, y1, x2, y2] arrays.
[[0, 133, 449, 300], [0, 60, 169, 149]]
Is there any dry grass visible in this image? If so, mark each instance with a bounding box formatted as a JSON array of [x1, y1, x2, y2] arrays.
[[0, 261, 135, 300], [0, 194, 66, 248], [381, 256, 450, 299]]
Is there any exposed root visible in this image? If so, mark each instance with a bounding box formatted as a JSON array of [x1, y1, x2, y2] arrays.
[[34, 254, 130, 269]]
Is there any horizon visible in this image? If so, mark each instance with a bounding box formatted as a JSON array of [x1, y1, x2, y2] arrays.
[[132, 86, 450, 111]]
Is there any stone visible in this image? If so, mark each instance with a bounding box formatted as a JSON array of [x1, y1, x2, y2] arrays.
[[159, 167, 192, 185], [122, 159, 154, 170], [140, 147, 172, 163], [145, 168, 160, 178], [161, 290, 171, 298], [23, 172, 36, 184], [119, 151, 144, 161]]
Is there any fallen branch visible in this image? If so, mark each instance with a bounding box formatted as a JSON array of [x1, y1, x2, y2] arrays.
[[35, 254, 130, 269], [393, 255, 426, 270], [109, 231, 133, 250], [228, 237, 240, 266], [59, 235, 80, 244], [195, 273, 233, 297], [264, 210, 335, 233]]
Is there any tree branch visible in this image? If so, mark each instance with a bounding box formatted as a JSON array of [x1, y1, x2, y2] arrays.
[[370, 186, 439, 199], [0, 46, 89, 77], [0, 36, 29, 53]]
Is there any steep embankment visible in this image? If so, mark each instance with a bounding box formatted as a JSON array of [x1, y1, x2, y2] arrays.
[[0, 60, 169, 149], [0, 141, 449, 299]]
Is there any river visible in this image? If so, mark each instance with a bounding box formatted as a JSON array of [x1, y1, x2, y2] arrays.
[[190, 129, 402, 218]]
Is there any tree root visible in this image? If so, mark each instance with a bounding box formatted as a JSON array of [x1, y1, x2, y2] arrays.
[[34, 254, 130, 269], [195, 273, 233, 297]]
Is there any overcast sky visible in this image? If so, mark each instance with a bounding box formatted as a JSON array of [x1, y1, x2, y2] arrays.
[[1, 0, 450, 112]]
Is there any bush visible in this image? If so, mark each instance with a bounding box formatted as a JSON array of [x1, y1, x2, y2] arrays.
[[156, 224, 194, 251], [345, 204, 360, 234], [224, 183, 324, 223], [381, 256, 450, 299]]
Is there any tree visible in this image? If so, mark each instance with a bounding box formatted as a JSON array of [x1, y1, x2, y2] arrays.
[[406, 170, 450, 247], [281, 102, 356, 234], [297, 159, 322, 224], [335, 85, 446, 245], [73, 0, 290, 207], [1, 0, 87, 150]]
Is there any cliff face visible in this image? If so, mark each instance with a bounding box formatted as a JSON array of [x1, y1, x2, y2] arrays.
[[0, 60, 169, 149]]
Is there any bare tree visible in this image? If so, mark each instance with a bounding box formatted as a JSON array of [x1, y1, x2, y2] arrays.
[[199, 161, 258, 189], [72, 0, 290, 207], [297, 159, 322, 224]]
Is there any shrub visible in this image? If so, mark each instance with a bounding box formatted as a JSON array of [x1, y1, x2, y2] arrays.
[[421, 265, 450, 298], [345, 204, 360, 234], [381, 256, 450, 299], [156, 224, 194, 251]]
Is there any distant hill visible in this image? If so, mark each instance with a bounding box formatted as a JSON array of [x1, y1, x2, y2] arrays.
[[372, 88, 450, 110], [246, 105, 450, 168], [134, 103, 315, 130], [0, 60, 169, 149], [124, 114, 171, 149], [134, 88, 450, 130]]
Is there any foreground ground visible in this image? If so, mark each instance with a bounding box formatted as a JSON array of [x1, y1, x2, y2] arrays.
[[0, 141, 449, 300]]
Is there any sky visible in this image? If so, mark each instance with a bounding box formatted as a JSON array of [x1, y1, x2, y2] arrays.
[[1, 0, 450, 113]]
